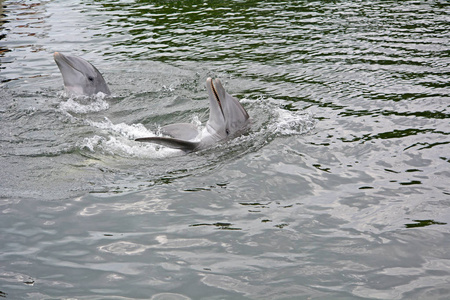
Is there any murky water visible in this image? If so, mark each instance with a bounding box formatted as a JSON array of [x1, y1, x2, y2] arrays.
[[1, 0, 449, 299]]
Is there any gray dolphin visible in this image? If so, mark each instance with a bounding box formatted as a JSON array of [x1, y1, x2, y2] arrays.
[[53, 52, 110, 96], [135, 78, 250, 151]]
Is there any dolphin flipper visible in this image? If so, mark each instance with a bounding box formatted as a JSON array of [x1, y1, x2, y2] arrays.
[[161, 123, 200, 140], [135, 137, 200, 151]]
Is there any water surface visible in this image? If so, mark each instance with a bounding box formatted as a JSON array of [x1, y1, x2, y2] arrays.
[[1, 0, 449, 299]]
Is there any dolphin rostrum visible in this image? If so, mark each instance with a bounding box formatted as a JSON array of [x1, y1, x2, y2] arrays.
[[135, 78, 250, 151], [53, 52, 110, 96]]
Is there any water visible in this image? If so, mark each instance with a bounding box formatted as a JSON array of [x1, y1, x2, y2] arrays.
[[1, 0, 449, 299]]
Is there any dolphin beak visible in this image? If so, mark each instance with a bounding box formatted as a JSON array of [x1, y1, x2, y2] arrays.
[[54, 52, 65, 64], [54, 52, 75, 71]]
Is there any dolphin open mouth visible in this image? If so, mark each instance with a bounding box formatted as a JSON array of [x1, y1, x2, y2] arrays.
[[209, 78, 225, 118]]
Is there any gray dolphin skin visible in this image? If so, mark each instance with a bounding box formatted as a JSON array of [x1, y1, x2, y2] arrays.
[[53, 52, 110, 96], [135, 78, 250, 151]]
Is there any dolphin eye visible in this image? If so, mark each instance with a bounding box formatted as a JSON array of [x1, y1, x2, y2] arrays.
[[225, 129, 230, 135], [87, 76, 94, 82]]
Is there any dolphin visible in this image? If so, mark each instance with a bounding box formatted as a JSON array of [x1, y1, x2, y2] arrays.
[[53, 52, 110, 96], [135, 78, 250, 151]]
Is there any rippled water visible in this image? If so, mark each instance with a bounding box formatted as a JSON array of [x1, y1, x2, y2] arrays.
[[1, 0, 449, 299]]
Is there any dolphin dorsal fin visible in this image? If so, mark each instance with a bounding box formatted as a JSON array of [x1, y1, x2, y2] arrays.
[[135, 137, 200, 151], [160, 123, 200, 140]]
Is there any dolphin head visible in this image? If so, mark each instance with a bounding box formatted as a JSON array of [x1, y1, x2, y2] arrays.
[[53, 52, 110, 96], [135, 78, 250, 151], [205, 78, 249, 140]]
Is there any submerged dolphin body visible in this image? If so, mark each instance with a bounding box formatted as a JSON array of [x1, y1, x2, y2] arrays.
[[135, 78, 250, 151], [53, 52, 110, 96]]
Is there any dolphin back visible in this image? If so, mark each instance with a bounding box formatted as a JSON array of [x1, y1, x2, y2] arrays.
[[160, 123, 200, 140]]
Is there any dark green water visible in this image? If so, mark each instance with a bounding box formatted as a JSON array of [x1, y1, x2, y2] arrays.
[[1, 0, 449, 299]]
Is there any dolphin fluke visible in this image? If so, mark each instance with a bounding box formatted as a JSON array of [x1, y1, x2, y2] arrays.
[[135, 78, 250, 152], [53, 52, 110, 96]]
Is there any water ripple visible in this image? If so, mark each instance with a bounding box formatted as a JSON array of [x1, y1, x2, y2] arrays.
[[1, 0, 449, 299]]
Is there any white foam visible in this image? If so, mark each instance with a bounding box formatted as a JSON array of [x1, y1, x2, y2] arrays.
[[80, 135, 104, 152], [88, 117, 153, 139], [71, 94, 314, 159], [79, 134, 181, 158], [55, 92, 181, 158], [81, 118, 181, 158], [59, 97, 109, 114], [243, 96, 316, 137], [270, 108, 316, 136], [58, 92, 109, 114], [191, 114, 202, 127]]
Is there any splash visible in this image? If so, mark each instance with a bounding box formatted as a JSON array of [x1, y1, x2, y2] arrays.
[[58, 92, 109, 114], [242, 96, 316, 137], [79, 135, 181, 158], [80, 118, 181, 158], [72, 95, 315, 159], [196, 97, 316, 157], [270, 107, 316, 136], [88, 117, 151, 140]]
